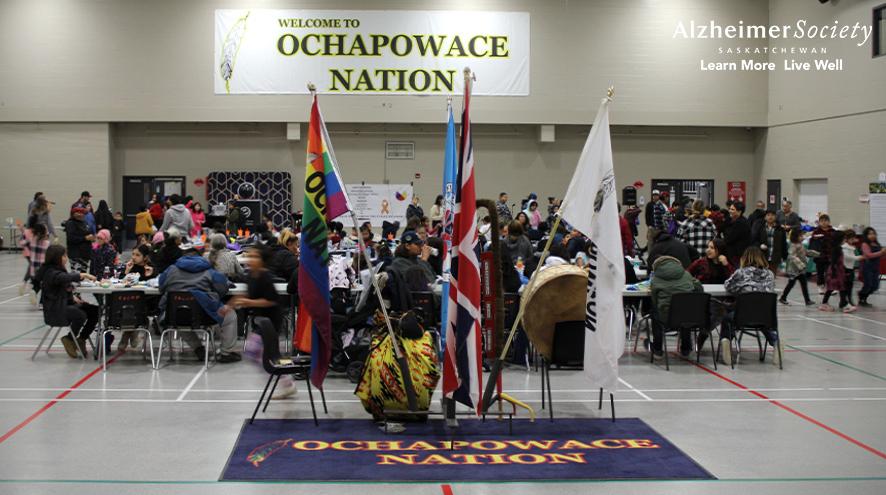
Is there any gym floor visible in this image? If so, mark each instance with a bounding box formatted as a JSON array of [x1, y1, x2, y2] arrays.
[[0, 251, 883, 495]]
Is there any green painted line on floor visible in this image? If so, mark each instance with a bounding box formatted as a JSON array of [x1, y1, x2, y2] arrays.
[[787, 344, 886, 382], [0, 324, 45, 347], [0, 477, 885, 485]]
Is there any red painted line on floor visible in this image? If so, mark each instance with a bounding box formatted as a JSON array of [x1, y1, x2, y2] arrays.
[[0, 351, 123, 445], [441, 484, 454, 495], [687, 359, 886, 461]]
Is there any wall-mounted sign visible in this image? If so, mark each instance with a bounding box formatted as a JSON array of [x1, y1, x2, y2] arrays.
[[215, 10, 530, 95], [727, 181, 746, 203]]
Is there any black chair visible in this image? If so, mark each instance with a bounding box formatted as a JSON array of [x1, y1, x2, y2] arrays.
[[540, 321, 614, 422], [724, 292, 781, 369], [656, 292, 715, 371], [98, 291, 154, 371], [250, 321, 326, 425], [157, 292, 217, 369], [411, 291, 437, 329]]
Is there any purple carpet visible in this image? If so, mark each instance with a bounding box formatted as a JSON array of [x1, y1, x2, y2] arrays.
[[220, 418, 714, 482]]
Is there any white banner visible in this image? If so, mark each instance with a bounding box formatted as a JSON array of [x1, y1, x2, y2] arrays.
[[215, 9, 529, 95], [341, 184, 413, 228]]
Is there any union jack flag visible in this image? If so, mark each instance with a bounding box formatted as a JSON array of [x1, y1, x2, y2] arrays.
[[443, 70, 482, 411]]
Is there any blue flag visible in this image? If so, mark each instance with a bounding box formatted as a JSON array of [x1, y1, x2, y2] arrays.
[[439, 104, 457, 359]]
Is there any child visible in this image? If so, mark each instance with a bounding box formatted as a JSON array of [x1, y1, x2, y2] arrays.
[[21, 223, 50, 304], [190, 202, 205, 238], [111, 211, 125, 253], [89, 229, 119, 280], [837, 230, 861, 313], [819, 231, 847, 312], [780, 229, 814, 306], [125, 244, 155, 281], [858, 227, 884, 307], [118, 244, 155, 351]]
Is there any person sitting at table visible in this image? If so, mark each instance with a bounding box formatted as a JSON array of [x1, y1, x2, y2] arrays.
[[374, 242, 394, 272], [152, 228, 183, 275], [268, 228, 299, 282], [125, 244, 155, 281], [542, 244, 570, 269], [388, 230, 435, 290], [34, 245, 99, 358], [646, 255, 703, 359], [158, 248, 241, 363], [204, 233, 244, 282], [115, 244, 157, 352], [89, 229, 119, 280], [688, 239, 734, 284], [503, 221, 534, 269], [720, 246, 780, 366]]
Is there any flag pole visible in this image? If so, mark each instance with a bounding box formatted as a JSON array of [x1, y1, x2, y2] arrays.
[[482, 86, 615, 412], [307, 83, 418, 412], [481, 214, 561, 412]]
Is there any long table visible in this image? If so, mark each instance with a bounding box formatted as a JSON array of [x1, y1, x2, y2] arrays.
[[622, 284, 728, 298], [75, 283, 289, 296]]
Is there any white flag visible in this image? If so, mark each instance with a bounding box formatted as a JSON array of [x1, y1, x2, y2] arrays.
[[558, 96, 625, 392]]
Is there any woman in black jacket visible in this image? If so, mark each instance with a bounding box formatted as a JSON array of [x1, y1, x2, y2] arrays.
[[34, 245, 99, 358], [94, 199, 115, 232]]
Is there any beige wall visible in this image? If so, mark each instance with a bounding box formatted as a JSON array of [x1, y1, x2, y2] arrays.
[[754, 111, 886, 227], [110, 122, 755, 221], [0, 123, 111, 231], [768, 0, 886, 126], [0, 0, 769, 126]]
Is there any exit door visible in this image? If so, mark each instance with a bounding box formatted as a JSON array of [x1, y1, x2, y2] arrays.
[[122, 176, 186, 236]]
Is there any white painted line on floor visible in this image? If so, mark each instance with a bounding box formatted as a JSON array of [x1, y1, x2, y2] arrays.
[[0, 295, 27, 305], [176, 367, 207, 401], [0, 283, 22, 292], [846, 314, 886, 327], [0, 396, 884, 404], [3, 385, 885, 394], [802, 316, 886, 341], [617, 377, 652, 401]]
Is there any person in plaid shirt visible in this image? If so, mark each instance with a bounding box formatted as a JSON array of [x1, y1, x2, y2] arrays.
[[678, 200, 717, 259], [20, 223, 50, 303]]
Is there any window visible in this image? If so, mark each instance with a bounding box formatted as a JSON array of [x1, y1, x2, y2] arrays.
[[875, 4, 886, 57]]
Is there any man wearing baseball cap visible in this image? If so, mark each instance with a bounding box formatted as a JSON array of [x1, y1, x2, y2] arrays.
[[389, 230, 436, 289], [64, 207, 95, 272]]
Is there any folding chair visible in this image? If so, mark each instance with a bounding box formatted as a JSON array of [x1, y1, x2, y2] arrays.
[[157, 291, 216, 369], [31, 326, 66, 359], [722, 292, 781, 369], [32, 325, 96, 360], [658, 292, 715, 371], [540, 321, 614, 422], [98, 291, 155, 371], [250, 321, 326, 425]]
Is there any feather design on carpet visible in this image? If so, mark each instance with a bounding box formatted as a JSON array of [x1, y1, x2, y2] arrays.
[[247, 438, 292, 467]]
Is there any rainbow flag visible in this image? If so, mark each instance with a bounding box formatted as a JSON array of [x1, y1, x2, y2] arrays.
[[296, 93, 350, 388]]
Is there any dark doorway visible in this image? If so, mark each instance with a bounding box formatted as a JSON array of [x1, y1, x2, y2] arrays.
[[767, 180, 782, 210], [122, 176, 186, 236], [651, 179, 714, 208]]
